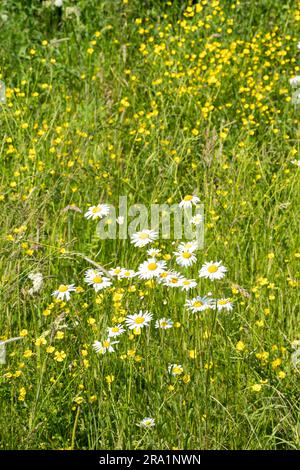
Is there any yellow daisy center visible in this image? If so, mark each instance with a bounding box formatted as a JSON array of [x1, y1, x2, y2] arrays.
[[173, 366, 183, 375], [171, 278, 179, 284], [103, 340, 110, 348], [112, 327, 119, 333], [139, 233, 149, 239], [135, 317, 145, 324], [193, 300, 203, 308], [208, 265, 218, 273], [184, 195, 193, 201], [218, 299, 229, 305], [58, 285, 68, 292], [93, 276, 103, 284], [148, 262, 157, 271], [92, 207, 101, 213], [182, 252, 192, 259]]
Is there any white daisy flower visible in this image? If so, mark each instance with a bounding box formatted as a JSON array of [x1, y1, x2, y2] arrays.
[[130, 229, 158, 247], [174, 250, 197, 267], [168, 363, 184, 376], [84, 204, 110, 220], [199, 261, 227, 280], [185, 296, 214, 313], [125, 310, 153, 330], [155, 318, 173, 329], [138, 417, 155, 429], [108, 266, 123, 278], [92, 338, 119, 354], [289, 75, 300, 87], [177, 241, 198, 253], [137, 258, 166, 279], [216, 298, 233, 311], [190, 214, 203, 225], [147, 248, 161, 258], [119, 268, 136, 279], [52, 284, 76, 301], [291, 159, 300, 167], [179, 278, 197, 291], [163, 271, 184, 287], [107, 324, 125, 337], [84, 270, 112, 291], [179, 194, 200, 209]]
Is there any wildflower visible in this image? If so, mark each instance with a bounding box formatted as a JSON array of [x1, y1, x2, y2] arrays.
[[291, 159, 300, 167], [190, 214, 203, 225], [54, 350, 66, 362], [125, 311, 153, 330], [179, 278, 197, 291], [84, 269, 112, 292], [179, 195, 200, 209], [236, 341, 245, 352], [93, 338, 119, 354], [107, 324, 125, 337], [119, 268, 136, 279], [18, 387, 26, 401], [289, 75, 300, 87], [105, 374, 115, 384], [216, 298, 233, 311], [52, 284, 76, 301], [138, 417, 155, 429], [137, 258, 166, 279], [147, 248, 161, 257], [155, 318, 173, 329], [174, 250, 197, 267], [109, 267, 123, 278], [199, 261, 227, 281], [177, 241, 198, 253], [168, 364, 184, 376], [251, 384, 262, 392], [162, 271, 184, 287], [185, 296, 213, 313], [84, 204, 110, 220], [28, 272, 43, 295], [130, 229, 158, 247]]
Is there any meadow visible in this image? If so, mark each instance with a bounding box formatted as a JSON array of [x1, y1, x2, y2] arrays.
[[0, 0, 299, 450]]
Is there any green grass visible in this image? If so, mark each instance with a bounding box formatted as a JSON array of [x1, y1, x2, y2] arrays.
[[0, 0, 299, 450]]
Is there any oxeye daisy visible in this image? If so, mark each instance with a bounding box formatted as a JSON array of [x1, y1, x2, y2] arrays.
[[155, 318, 173, 329], [119, 268, 136, 279], [177, 241, 198, 253], [109, 266, 123, 278], [107, 324, 125, 337], [147, 248, 161, 258], [174, 250, 197, 267], [199, 261, 227, 280], [130, 229, 158, 247], [179, 278, 197, 291], [291, 159, 300, 167], [289, 75, 300, 87], [84, 270, 112, 291], [185, 296, 214, 313], [163, 271, 184, 287], [125, 310, 153, 329], [52, 284, 76, 301], [84, 204, 110, 220], [92, 338, 119, 354], [216, 298, 233, 311], [138, 417, 155, 429], [179, 194, 200, 209], [137, 258, 166, 279], [190, 214, 204, 225], [168, 363, 184, 376]]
